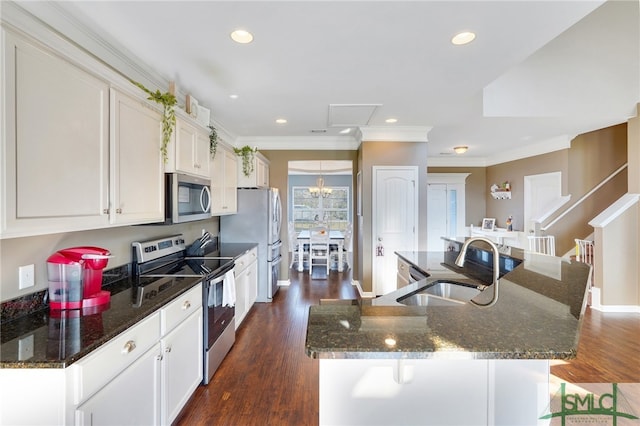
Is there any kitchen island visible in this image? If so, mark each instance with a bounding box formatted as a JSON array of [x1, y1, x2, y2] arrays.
[[306, 246, 591, 425]]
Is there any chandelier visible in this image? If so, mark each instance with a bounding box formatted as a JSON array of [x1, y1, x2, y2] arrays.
[[309, 163, 332, 198]]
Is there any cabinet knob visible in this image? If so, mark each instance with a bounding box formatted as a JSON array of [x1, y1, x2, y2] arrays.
[[182, 300, 191, 310], [103, 209, 109, 214], [122, 340, 136, 354], [165, 346, 172, 353], [116, 208, 122, 214]]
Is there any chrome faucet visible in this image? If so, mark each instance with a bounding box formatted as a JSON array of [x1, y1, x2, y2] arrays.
[[455, 237, 500, 308]]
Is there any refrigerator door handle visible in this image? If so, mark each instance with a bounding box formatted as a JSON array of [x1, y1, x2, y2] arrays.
[[271, 254, 283, 266], [271, 240, 283, 250]]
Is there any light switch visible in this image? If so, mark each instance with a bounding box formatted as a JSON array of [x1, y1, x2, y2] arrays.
[[18, 264, 35, 289]]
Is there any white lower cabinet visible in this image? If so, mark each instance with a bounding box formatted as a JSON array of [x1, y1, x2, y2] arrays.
[[161, 307, 203, 424], [75, 343, 161, 426], [234, 248, 258, 328], [73, 284, 202, 426]]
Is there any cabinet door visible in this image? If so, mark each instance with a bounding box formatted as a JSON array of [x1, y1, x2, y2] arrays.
[[1, 31, 109, 238], [161, 309, 203, 425], [210, 146, 225, 215], [194, 130, 211, 177], [257, 157, 269, 188], [76, 344, 161, 426], [245, 258, 258, 312], [234, 267, 248, 328], [212, 146, 238, 216], [110, 89, 164, 225], [223, 148, 238, 213], [175, 120, 197, 175]]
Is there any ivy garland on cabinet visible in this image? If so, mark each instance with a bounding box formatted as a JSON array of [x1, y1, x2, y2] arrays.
[[132, 81, 177, 163], [234, 145, 257, 177], [208, 125, 218, 159]]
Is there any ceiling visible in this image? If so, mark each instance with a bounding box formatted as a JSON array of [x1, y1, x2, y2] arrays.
[[32, 1, 640, 166]]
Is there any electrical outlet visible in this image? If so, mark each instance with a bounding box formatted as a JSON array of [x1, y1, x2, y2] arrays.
[[18, 334, 34, 361], [18, 264, 35, 289]]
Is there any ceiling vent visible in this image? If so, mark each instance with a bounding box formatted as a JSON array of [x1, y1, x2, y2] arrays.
[[328, 104, 381, 127]]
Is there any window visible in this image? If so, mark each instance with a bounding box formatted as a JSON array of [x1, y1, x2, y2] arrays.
[[292, 186, 349, 232]]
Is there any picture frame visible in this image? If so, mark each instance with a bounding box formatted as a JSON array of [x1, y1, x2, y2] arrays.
[[482, 218, 495, 231]]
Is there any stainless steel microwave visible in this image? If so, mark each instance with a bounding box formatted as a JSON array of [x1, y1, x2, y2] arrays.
[[164, 173, 211, 224]]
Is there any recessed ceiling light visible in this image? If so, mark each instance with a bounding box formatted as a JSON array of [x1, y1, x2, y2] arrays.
[[275, 118, 287, 124], [230, 29, 253, 44], [453, 146, 468, 154], [229, 94, 239, 99], [339, 128, 352, 134], [451, 31, 476, 45], [385, 118, 398, 123]]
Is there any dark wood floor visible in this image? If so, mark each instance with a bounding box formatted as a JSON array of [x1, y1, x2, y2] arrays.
[[175, 268, 640, 426]]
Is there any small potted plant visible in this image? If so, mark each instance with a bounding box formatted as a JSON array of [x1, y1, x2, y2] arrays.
[[234, 145, 257, 177]]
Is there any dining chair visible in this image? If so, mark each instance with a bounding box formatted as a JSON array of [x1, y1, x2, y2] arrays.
[[527, 235, 556, 256], [309, 226, 331, 274], [288, 222, 305, 268]]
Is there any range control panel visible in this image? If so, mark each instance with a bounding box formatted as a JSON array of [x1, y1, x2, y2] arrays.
[[132, 234, 186, 263]]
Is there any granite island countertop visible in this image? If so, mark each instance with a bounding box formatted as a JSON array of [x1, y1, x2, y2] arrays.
[[306, 250, 591, 360], [0, 242, 257, 369]]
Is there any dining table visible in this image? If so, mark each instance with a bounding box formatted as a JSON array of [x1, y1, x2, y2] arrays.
[[296, 229, 345, 272]]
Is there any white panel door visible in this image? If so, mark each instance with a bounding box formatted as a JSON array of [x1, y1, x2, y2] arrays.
[[372, 167, 418, 296], [524, 172, 562, 234]]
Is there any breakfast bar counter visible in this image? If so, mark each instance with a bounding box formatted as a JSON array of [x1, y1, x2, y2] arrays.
[[305, 248, 592, 425]]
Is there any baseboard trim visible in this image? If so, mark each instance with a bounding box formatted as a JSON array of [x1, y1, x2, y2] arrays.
[[278, 279, 290, 287], [590, 287, 640, 312], [353, 280, 375, 299]]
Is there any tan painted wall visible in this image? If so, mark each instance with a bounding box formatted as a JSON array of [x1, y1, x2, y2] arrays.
[[260, 150, 359, 282], [487, 150, 569, 231], [0, 219, 219, 301], [358, 141, 428, 293], [427, 167, 487, 227], [596, 203, 639, 305]]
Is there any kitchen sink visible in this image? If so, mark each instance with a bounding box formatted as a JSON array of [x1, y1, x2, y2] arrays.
[[397, 280, 483, 307]]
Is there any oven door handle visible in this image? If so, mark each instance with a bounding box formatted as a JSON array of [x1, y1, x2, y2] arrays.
[[207, 262, 235, 287]]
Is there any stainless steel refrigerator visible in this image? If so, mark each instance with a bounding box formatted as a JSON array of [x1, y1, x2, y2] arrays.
[[220, 188, 282, 302]]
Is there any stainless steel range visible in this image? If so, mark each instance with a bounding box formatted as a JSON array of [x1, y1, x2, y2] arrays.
[[132, 234, 236, 385]]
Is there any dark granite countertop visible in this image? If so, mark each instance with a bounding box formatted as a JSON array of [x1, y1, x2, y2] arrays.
[[0, 243, 257, 369], [306, 249, 591, 360]]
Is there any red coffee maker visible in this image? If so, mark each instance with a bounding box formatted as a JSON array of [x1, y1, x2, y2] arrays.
[[47, 246, 112, 310]]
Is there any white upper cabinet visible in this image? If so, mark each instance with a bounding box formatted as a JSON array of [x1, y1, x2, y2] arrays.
[[109, 89, 164, 225], [1, 29, 110, 238], [0, 25, 166, 239], [210, 143, 238, 215], [165, 117, 211, 179], [237, 152, 270, 188]]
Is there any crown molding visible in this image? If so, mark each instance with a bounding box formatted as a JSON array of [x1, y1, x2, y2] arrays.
[[7, 1, 182, 106], [234, 136, 360, 151], [358, 126, 432, 142], [427, 157, 489, 167]]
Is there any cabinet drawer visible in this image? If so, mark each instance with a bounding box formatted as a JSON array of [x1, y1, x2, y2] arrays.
[[73, 311, 161, 404], [234, 247, 257, 275], [161, 283, 202, 335]]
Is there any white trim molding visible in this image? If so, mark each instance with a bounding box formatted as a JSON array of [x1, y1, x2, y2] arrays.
[[358, 126, 432, 143], [235, 135, 359, 151]]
